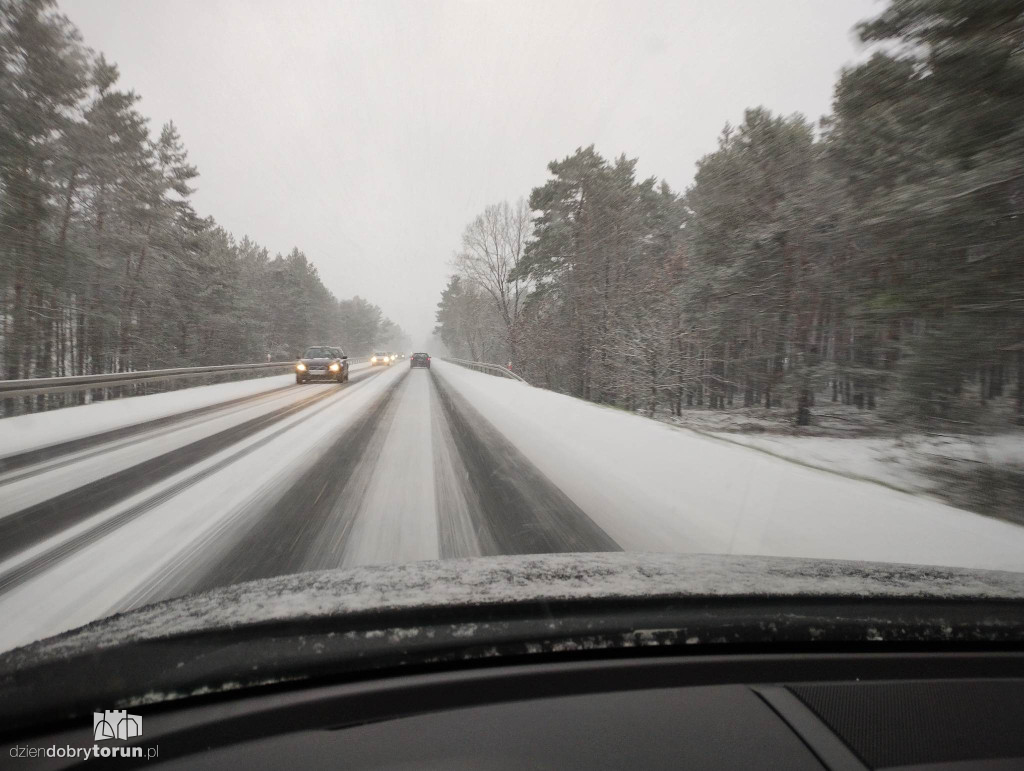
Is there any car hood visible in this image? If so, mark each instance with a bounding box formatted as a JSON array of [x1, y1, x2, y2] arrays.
[[2, 553, 1023, 730], [6, 552, 1024, 662], [300, 357, 333, 364]]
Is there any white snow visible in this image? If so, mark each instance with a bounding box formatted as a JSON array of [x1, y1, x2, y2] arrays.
[[0, 365, 404, 652], [0, 382, 333, 516], [0, 363, 370, 458], [3, 360, 1024, 654], [1, 373, 289, 457], [432, 361, 1024, 573], [698, 430, 1024, 497], [6, 552, 1024, 667], [339, 371, 441, 567]]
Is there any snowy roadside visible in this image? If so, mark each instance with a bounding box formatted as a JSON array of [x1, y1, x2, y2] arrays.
[[433, 361, 1024, 572], [655, 409, 1024, 524], [692, 430, 1024, 496]]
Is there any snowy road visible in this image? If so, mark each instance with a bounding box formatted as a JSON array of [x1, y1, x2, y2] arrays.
[[2, 359, 1024, 651], [0, 361, 619, 650]]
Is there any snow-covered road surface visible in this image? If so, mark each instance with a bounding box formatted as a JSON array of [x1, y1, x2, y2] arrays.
[[1, 359, 1023, 651]]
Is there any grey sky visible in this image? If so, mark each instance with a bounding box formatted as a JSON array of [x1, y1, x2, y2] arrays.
[[60, 0, 877, 344]]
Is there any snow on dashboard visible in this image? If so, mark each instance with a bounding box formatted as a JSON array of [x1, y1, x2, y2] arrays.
[[431, 361, 1024, 573]]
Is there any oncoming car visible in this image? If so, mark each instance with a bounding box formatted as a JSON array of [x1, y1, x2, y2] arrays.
[[370, 352, 392, 366], [410, 352, 430, 368], [295, 346, 349, 384]]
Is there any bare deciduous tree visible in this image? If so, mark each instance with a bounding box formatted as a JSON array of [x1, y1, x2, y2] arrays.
[[454, 198, 532, 369]]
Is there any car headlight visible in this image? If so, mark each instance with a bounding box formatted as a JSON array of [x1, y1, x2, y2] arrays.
[[329, 362, 340, 372], [296, 363, 307, 372], [371, 356, 377, 363]]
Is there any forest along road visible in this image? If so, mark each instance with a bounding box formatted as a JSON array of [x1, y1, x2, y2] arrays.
[[0, 361, 621, 651], [3, 360, 1024, 652]]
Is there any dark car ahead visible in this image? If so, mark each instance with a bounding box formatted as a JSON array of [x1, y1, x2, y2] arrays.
[[410, 352, 430, 369], [295, 345, 349, 384]]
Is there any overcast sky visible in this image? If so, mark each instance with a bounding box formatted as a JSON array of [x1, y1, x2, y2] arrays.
[[60, 0, 878, 344]]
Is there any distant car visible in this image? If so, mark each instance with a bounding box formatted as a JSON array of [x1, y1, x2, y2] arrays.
[[370, 351, 392, 366], [410, 352, 430, 369], [295, 345, 349, 384]]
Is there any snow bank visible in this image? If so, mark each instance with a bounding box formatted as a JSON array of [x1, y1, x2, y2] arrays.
[[433, 362, 1024, 572]]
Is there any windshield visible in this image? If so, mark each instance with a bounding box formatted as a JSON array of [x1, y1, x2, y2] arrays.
[[1, 0, 1022, 687], [302, 347, 334, 359]]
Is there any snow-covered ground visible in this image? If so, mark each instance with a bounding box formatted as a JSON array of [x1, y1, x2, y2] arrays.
[[2, 371, 297, 457], [1, 359, 1023, 653], [432, 361, 1024, 572], [338, 371, 442, 567], [0, 364, 405, 651], [697, 430, 1024, 498], [653, 404, 1024, 511]]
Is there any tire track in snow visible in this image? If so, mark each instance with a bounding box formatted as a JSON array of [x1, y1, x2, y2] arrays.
[[0, 384, 302, 486], [430, 369, 622, 555], [153, 369, 410, 595], [335, 369, 442, 568], [0, 369, 387, 573], [143, 363, 616, 596], [3, 361, 619, 620], [0, 387, 339, 562], [0, 382, 297, 476], [429, 371, 496, 560], [0, 372, 397, 597]]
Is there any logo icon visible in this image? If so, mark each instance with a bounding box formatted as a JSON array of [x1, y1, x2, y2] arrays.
[[93, 710, 142, 741]]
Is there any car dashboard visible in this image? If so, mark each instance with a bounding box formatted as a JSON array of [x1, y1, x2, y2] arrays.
[[5, 648, 1024, 769]]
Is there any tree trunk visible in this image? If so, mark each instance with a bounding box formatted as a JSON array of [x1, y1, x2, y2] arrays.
[[1017, 351, 1023, 426], [796, 389, 811, 426]]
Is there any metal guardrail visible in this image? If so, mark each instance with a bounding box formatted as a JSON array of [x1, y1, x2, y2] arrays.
[[0, 357, 371, 399], [441, 357, 529, 384]]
